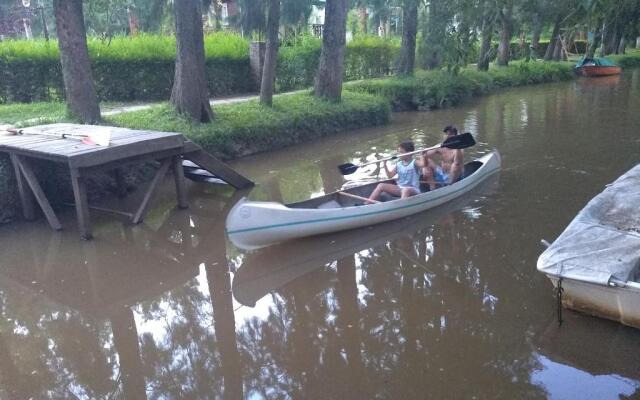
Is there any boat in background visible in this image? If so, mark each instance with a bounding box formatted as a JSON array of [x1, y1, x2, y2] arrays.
[[537, 163, 640, 330], [575, 57, 622, 77], [226, 151, 501, 249]]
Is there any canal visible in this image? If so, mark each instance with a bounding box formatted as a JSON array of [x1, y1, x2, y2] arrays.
[[0, 71, 639, 399]]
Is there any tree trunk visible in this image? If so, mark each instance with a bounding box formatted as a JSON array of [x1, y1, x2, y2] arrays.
[[618, 37, 626, 54], [52, 0, 101, 124], [421, 0, 447, 69], [587, 25, 601, 58], [380, 15, 389, 37], [170, 0, 214, 123], [544, 17, 561, 61], [496, 4, 513, 66], [552, 36, 563, 61], [260, 0, 280, 106], [358, 6, 367, 34], [396, 0, 418, 75], [599, 22, 608, 57], [636, 36, 640, 49], [530, 16, 543, 59], [477, 16, 493, 71], [314, 0, 348, 101]]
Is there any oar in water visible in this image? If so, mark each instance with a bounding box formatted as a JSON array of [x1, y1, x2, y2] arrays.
[[337, 132, 476, 176], [2, 127, 111, 146]]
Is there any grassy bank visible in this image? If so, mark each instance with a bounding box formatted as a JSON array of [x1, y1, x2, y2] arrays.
[[108, 92, 391, 160], [610, 49, 640, 68], [345, 61, 575, 111]]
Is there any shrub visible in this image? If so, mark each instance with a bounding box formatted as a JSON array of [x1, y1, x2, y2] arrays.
[[346, 61, 575, 111], [610, 51, 640, 68], [276, 34, 400, 91]]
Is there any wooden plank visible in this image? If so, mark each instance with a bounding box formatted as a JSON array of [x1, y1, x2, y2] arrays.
[[70, 168, 92, 239], [62, 202, 134, 219], [78, 147, 185, 176], [14, 155, 62, 231], [183, 145, 253, 189], [9, 153, 36, 220], [132, 158, 172, 224], [69, 136, 184, 168], [171, 156, 189, 209]]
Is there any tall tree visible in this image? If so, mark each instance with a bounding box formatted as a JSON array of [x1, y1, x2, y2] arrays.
[[477, 2, 495, 71], [170, 0, 214, 123], [53, 0, 101, 124], [315, 0, 349, 101], [420, 0, 452, 69], [260, 0, 280, 106], [396, 0, 418, 75], [358, 4, 368, 33], [496, 0, 514, 66]]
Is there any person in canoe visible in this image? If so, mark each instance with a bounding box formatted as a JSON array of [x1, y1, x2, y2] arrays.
[[367, 141, 424, 203], [421, 126, 464, 190]]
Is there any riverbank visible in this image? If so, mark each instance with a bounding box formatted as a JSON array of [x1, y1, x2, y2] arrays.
[[107, 61, 575, 160]]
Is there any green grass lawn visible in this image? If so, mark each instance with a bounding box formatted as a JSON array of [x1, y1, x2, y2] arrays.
[[0, 102, 67, 126]]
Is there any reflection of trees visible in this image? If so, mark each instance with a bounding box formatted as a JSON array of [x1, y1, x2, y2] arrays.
[[228, 202, 546, 398]]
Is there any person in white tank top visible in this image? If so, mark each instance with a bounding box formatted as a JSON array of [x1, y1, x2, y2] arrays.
[[367, 141, 426, 203]]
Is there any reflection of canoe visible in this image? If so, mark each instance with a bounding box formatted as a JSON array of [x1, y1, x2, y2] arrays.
[[232, 175, 500, 306], [226, 151, 501, 249], [537, 164, 640, 329], [575, 57, 621, 77]]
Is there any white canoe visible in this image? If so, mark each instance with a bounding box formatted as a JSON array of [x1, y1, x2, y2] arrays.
[[226, 151, 501, 249], [537, 163, 640, 329]]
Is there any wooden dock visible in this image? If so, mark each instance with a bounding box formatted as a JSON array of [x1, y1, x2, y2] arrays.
[[0, 123, 253, 239]]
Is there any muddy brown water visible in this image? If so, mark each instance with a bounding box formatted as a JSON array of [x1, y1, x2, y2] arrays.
[[1, 72, 639, 399]]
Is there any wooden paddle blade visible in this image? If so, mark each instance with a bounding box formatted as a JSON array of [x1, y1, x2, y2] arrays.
[[338, 163, 359, 175], [441, 132, 476, 149]]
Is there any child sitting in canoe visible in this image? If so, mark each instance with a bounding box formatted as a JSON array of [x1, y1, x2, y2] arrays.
[[367, 141, 425, 203]]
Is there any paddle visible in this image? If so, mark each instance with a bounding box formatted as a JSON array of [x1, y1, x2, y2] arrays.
[[2, 126, 111, 146], [338, 132, 476, 176]]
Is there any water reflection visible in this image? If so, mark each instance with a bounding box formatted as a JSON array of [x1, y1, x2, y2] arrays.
[[0, 71, 639, 399]]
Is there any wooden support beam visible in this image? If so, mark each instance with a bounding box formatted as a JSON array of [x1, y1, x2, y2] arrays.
[[132, 158, 172, 224], [172, 156, 188, 209], [9, 154, 36, 220], [183, 142, 253, 189], [112, 168, 127, 198], [70, 168, 92, 239], [14, 155, 62, 231]]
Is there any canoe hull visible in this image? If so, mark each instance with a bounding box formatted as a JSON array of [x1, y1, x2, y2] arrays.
[[226, 151, 501, 249], [576, 65, 622, 77], [545, 275, 640, 329]]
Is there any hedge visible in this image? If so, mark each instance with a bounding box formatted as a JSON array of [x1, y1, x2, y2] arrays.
[[610, 50, 640, 67], [0, 33, 400, 103], [276, 35, 399, 91], [345, 61, 575, 111], [0, 33, 252, 103]]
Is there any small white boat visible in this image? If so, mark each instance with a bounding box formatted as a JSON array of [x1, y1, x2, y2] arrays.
[[226, 151, 501, 249], [537, 164, 640, 330]]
